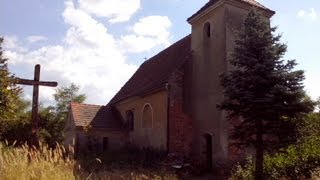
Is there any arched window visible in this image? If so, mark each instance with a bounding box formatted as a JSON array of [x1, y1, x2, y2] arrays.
[[203, 22, 212, 62], [203, 22, 211, 38], [126, 110, 134, 131], [141, 103, 153, 128]]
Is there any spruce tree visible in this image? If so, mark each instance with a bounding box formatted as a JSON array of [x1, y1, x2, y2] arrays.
[[219, 10, 313, 179]]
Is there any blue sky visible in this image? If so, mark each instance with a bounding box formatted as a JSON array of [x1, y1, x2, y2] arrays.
[[0, 0, 319, 105]]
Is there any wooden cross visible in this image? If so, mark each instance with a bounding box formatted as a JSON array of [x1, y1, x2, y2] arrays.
[[16, 64, 58, 145]]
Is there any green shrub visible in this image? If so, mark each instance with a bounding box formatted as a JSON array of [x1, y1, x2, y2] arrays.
[[264, 113, 320, 178], [230, 113, 320, 179], [264, 137, 320, 179]]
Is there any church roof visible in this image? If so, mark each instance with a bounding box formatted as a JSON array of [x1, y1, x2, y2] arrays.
[[108, 35, 192, 105], [70, 102, 122, 129], [187, 0, 274, 22]]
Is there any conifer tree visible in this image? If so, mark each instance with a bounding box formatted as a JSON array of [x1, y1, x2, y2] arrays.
[[219, 10, 314, 179]]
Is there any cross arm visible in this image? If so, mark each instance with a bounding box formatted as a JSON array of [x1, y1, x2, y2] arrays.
[[16, 78, 58, 87]]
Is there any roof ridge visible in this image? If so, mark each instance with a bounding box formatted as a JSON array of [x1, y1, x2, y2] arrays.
[[71, 102, 103, 107], [187, 0, 274, 22], [241, 0, 272, 11]]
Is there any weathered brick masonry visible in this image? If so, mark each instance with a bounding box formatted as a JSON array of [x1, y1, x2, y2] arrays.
[[167, 69, 193, 157]]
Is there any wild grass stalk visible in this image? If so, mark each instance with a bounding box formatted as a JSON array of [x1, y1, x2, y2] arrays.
[[0, 142, 74, 180], [0, 142, 179, 179]]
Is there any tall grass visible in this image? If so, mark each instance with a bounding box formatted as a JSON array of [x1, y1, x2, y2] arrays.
[[0, 141, 74, 180], [0, 142, 179, 180]]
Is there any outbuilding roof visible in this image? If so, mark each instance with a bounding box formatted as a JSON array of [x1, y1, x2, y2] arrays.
[[70, 102, 122, 129]]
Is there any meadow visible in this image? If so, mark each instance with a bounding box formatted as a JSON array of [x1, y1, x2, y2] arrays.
[[0, 142, 179, 180]]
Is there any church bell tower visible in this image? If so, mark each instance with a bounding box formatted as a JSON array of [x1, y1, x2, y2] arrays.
[[187, 0, 274, 169]]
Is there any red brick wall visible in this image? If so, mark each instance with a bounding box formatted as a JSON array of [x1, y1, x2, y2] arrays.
[[167, 68, 193, 157], [166, 65, 246, 166]]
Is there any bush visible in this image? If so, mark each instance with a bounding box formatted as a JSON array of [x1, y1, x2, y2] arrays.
[[229, 157, 254, 180], [311, 167, 320, 179], [264, 137, 320, 179], [229, 113, 320, 179]]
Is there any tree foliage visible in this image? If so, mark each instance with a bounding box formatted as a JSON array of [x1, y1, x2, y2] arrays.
[[219, 10, 314, 179], [54, 83, 86, 120], [0, 97, 32, 144], [38, 83, 86, 147], [0, 37, 25, 141], [232, 113, 320, 179], [0, 82, 86, 146], [0, 37, 22, 123]]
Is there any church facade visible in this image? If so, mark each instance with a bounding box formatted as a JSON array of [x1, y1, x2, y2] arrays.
[[65, 0, 274, 169]]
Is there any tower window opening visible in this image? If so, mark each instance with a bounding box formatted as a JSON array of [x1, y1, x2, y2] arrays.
[[204, 22, 211, 38]]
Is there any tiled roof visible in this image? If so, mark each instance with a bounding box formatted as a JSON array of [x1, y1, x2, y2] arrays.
[[187, 0, 274, 22], [242, 0, 271, 10], [70, 102, 122, 129], [108, 35, 192, 105]]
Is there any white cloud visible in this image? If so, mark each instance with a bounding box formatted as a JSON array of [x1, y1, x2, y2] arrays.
[[78, 0, 140, 23], [4, 0, 137, 105], [120, 35, 160, 53], [4, 0, 173, 105], [297, 8, 318, 22], [120, 16, 172, 53], [26, 35, 47, 43], [3, 36, 19, 49], [3, 50, 23, 65], [132, 16, 172, 38], [3, 36, 27, 52]]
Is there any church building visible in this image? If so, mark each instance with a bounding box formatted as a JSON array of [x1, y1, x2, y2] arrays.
[[65, 0, 275, 169]]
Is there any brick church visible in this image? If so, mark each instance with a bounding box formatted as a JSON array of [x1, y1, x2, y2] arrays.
[[65, 0, 274, 169]]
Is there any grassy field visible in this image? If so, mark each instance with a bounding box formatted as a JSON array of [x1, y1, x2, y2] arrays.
[[0, 142, 179, 180]]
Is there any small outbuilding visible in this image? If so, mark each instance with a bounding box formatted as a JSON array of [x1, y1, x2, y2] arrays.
[[64, 102, 125, 154]]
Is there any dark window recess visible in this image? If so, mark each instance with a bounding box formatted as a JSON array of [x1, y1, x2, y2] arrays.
[[126, 110, 134, 131], [203, 133, 213, 170], [204, 22, 211, 38], [102, 137, 109, 152]]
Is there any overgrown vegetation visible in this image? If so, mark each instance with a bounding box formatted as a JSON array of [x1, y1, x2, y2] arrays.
[[0, 37, 24, 142], [264, 112, 320, 179], [0, 142, 178, 179], [78, 146, 168, 170], [0, 82, 86, 147], [0, 142, 75, 179], [230, 112, 320, 179]]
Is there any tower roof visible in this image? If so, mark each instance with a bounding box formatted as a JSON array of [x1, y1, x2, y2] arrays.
[[187, 0, 274, 22]]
